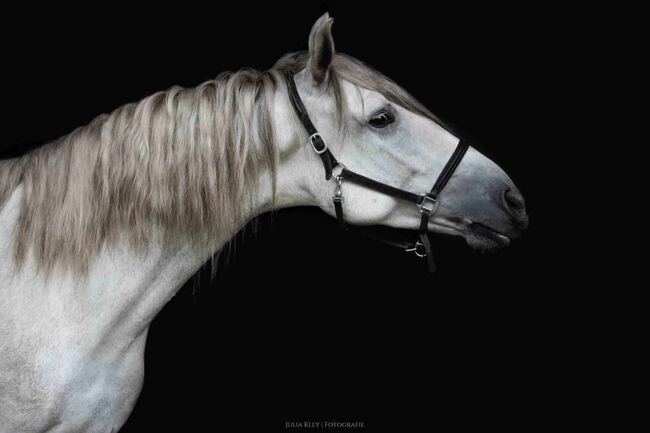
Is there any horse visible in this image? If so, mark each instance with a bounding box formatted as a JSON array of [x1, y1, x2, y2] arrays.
[[0, 13, 528, 433]]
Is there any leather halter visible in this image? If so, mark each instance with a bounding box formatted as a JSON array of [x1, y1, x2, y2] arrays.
[[284, 72, 469, 273]]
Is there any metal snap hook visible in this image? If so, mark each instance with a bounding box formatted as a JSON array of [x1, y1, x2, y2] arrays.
[[333, 174, 343, 203]]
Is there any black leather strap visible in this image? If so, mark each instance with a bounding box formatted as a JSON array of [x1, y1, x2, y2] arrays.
[[285, 72, 338, 180], [428, 138, 470, 198], [340, 169, 422, 204], [415, 137, 470, 271], [351, 225, 420, 249], [333, 197, 345, 228], [419, 233, 436, 272]]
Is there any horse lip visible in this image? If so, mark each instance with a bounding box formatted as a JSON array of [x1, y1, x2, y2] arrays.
[[469, 222, 511, 246]]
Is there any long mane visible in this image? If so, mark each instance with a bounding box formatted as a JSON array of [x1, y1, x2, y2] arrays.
[[0, 52, 436, 274]]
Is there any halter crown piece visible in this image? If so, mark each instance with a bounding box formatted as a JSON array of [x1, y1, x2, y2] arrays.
[[284, 72, 469, 273]]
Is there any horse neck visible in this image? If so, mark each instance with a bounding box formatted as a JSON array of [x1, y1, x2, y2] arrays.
[[0, 178, 265, 351], [0, 96, 311, 353]]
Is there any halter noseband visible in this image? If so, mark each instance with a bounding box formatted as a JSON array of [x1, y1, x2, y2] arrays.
[[284, 72, 469, 273]]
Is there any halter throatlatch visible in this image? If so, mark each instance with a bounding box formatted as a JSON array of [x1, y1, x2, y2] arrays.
[[284, 72, 469, 273]]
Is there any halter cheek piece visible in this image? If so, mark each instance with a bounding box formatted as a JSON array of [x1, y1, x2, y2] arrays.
[[285, 72, 469, 273]]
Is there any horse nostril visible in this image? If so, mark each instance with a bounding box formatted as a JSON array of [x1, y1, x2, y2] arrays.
[[503, 187, 525, 214]]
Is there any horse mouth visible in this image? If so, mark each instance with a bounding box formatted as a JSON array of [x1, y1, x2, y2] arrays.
[[466, 222, 511, 248]]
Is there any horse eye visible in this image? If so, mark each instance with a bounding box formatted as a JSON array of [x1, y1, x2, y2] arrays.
[[368, 110, 394, 128]]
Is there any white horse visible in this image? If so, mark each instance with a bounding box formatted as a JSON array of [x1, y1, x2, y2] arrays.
[[0, 13, 527, 433]]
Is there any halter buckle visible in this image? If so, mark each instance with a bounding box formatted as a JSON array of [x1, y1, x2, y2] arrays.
[[309, 133, 328, 155], [405, 240, 427, 258], [419, 194, 439, 216]]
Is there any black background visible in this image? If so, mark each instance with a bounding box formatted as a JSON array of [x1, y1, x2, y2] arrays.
[[1, 1, 585, 431]]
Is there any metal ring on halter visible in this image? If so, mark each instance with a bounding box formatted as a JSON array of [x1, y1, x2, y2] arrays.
[[405, 240, 427, 258], [309, 133, 328, 154], [331, 162, 346, 179]]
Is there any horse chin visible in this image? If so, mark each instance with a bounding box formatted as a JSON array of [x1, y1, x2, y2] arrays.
[[464, 222, 511, 251]]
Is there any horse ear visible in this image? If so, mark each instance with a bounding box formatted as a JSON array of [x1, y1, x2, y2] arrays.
[[306, 13, 335, 85]]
